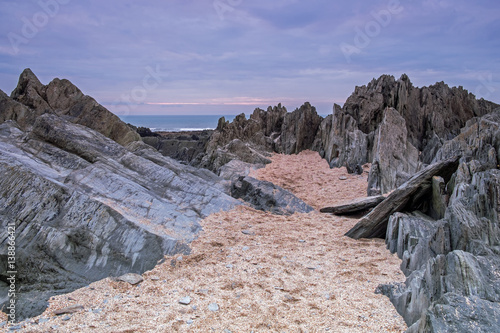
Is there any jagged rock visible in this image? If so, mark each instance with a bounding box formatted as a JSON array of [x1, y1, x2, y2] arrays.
[[230, 176, 314, 215], [429, 176, 448, 220], [340, 74, 498, 160], [316, 74, 498, 196], [316, 104, 370, 170], [0, 112, 240, 320], [368, 107, 420, 195], [379, 159, 500, 331], [345, 156, 460, 239], [319, 195, 385, 215], [195, 103, 323, 174], [433, 108, 500, 168], [408, 294, 500, 333], [8, 68, 140, 146], [277, 102, 323, 154]]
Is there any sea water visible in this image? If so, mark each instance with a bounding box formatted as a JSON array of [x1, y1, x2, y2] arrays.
[[119, 115, 237, 132]]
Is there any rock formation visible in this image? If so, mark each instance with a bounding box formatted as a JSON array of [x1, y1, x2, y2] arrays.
[[0, 70, 241, 320], [372, 109, 500, 332], [317, 74, 498, 195], [177, 74, 497, 198], [8, 68, 140, 146]]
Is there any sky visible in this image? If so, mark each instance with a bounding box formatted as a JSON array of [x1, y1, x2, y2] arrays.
[[0, 0, 499, 116]]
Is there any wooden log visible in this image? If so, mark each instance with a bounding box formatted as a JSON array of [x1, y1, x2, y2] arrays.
[[320, 195, 385, 215], [345, 156, 460, 239]]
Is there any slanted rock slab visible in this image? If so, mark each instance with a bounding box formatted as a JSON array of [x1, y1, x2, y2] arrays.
[[320, 195, 385, 215], [345, 156, 460, 239]]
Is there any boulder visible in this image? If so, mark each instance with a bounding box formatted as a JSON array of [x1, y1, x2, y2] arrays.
[[230, 176, 314, 215]]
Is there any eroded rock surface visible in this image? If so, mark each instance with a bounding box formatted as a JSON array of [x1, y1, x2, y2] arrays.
[[377, 109, 500, 332], [0, 71, 241, 320]]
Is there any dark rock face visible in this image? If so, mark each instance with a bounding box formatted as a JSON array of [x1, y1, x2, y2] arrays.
[[376, 109, 500, 332], [277, 102, 323, 155], [0, 71, 241, 320], [230, 176, 314, 215], [317, 74, 498, 195], [141, 130, 213, 164], [8, 68, 140, 146]]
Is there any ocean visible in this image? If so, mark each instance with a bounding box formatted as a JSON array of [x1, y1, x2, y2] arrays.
[[119, 115, 237, 132]]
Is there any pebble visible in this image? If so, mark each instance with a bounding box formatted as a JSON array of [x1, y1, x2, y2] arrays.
[[117, 273, 143, 285], [299, 240, 306, 243], [92, 308, 102, 314], [242, 246, 249, 251], [208, 303, 220, 312], [225, 264, 233, 269], [8, 325, 21, 331], [339, 176, 347, 180], [186, 319, 194, 325], [54, 305, 84, 315], [178, 296, 191, 305], [192, 305, 197, 310], [62, 316, 71, 321], [241, 230, 255, 235]]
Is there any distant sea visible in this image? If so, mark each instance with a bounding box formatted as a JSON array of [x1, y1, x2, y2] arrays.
[[119, 115, 236, 132]]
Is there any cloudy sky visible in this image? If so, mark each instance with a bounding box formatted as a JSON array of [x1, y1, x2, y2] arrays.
[[1, 0, 499, 116]]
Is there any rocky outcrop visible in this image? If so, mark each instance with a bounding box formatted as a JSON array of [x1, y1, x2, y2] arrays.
[[277, 102, 323, 154], [186, 75, 497, 197], [374, 109, 500, 332], [8, 68, 140, 146], [317, 74, 498, 195], [195, 103, 323, 174], [0, 71, 243, 320]]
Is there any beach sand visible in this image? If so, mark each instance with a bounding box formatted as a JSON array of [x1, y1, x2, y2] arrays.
[[6, 150, 407, 332]]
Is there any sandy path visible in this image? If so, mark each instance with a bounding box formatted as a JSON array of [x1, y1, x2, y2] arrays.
[[5, 150, 407, 332]]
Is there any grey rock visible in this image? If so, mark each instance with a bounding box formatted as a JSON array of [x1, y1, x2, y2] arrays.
[[9, 69, 140, 146], [178, 296, 191, 305], [117, 273, 144, 285], [0, 79, 241, 320], [230, 176, 314, 215], [277, 102, 323, 154], [54, 305, 84, 315], [208, 303, 219, 312], [368, 107, 420, 195], [320, 195, 385, 215], [345, 156, 460, 239]]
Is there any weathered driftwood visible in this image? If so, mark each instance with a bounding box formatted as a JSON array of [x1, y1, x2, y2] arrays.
[[319, 195, 385, 215], [345, 156, 460, 239]]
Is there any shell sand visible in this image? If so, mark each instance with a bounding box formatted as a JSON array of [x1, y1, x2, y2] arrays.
[[7, 150, 407, 332]]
